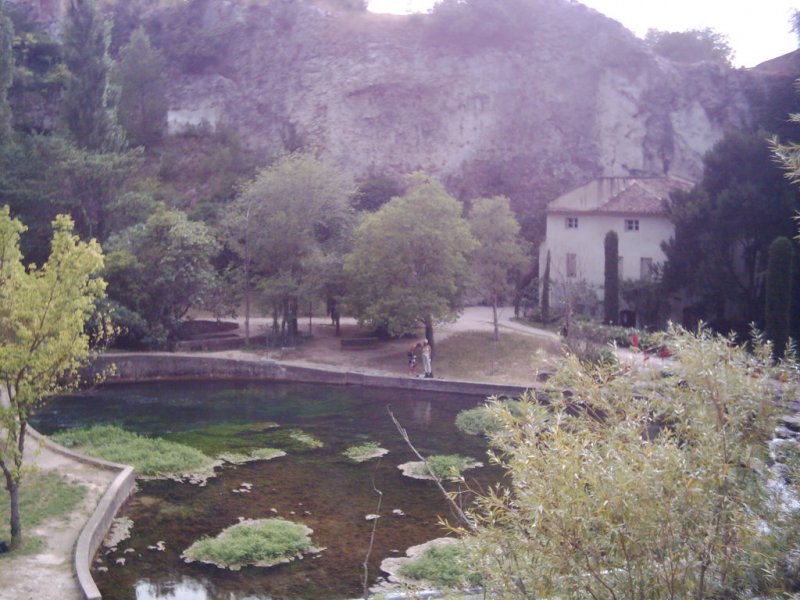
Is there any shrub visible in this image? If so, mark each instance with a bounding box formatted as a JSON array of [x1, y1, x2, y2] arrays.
[[182, 518, 316, 570], [461, 327, 796, 598]]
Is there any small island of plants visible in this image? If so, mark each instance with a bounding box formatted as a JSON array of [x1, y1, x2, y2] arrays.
[[182, 518, 322, 570], [342, 441, 388, 463], [398, 454, 482, 480]]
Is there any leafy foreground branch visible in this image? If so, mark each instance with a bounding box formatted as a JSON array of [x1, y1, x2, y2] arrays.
[[454, 327, 800, 599]]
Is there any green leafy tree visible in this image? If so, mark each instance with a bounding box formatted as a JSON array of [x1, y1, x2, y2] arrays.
[[104, 208, 220, 348], [344, 174, 477, 346], [645, 28, 734, 66], [603, 230, 619, 325], [113, 27, 167, 148], [60, 0, 123, 151], [765, 236, 794, 358], [468, 195, 528, 341], [462, 327, 794, 598], [0, 206, 105, 550], [662, 130, 799, 327], [221, 153, 354, 342], [0, 0, 13, 141], [351, 174, 403, 212]]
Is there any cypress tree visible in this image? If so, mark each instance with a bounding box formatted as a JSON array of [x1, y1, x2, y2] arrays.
[[61, 0, 123, 151], [114, 27, 167, 147], [765, 236, 794, 359], [0, 0, 13, 141], [604, 230, 619, 325], [541, 250, 551, 322]]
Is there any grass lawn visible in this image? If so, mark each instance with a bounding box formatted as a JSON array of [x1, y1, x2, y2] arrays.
[[0, 470, 86, 555], [434, 331, 561, 385]]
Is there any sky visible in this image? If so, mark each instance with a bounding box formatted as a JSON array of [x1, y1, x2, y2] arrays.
[[367, 0, 798, 68]]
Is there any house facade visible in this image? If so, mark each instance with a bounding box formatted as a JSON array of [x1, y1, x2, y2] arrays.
[[538, 176, 693, 323]]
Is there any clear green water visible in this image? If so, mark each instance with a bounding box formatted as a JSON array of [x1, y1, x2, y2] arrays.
[[32, 380, 498, 600]]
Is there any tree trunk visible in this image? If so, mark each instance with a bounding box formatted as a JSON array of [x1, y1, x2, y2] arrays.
[[9, 480, 20, 549], [492, 293, 499, 342]]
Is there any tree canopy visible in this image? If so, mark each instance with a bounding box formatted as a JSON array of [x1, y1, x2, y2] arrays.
[[468, 195, 528, 340], [61, 0, 123, 151], [0, 206, 105, 550], [645, 28, 734, 66], [104, 208, 220, 348], [221, 152, 354, 339], [113, 27, 167, 148], [344, 174, 476, 337], [661, 129, 799, 329]]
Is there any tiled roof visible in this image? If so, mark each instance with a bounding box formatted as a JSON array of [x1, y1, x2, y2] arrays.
[[547, 176, 694, 216]]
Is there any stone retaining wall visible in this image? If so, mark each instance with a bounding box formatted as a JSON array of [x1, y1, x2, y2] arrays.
[[89, 352, 531, 399]]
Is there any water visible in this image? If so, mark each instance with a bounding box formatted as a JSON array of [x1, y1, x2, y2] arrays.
[[32, 380, 497, 600]]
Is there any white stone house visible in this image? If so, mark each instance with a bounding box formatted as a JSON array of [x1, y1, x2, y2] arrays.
[[538, 176, 693, 324]]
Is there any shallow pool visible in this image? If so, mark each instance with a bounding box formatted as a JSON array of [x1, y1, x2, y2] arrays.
[[33, 380, 498, 600]]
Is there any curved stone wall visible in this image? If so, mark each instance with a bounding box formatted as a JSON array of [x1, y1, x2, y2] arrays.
[[90, 352, 532, 398]]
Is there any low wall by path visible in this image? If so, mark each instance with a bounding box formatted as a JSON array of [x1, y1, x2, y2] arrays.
[[26, 428, 136, 600], [88, 353, 532, 399]]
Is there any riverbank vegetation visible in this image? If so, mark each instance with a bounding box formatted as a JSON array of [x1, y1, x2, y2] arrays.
[[457, 327, 800, 597], [51, 425, 215, 478]]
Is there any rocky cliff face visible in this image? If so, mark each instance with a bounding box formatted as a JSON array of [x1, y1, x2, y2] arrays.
[[13, 0, 800, 232]]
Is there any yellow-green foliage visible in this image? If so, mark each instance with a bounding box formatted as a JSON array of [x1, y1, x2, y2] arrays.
[[183, 518, 314, 569], [0, 208, 105, 549], [51, 425, 214, 477], [462, 326, 797, 598]]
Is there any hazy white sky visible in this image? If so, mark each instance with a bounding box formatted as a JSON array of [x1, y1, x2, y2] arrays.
[[367, 0, 798, 68]]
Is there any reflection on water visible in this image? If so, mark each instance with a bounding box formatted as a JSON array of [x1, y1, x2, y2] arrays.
[[34, 381, 499, 600]]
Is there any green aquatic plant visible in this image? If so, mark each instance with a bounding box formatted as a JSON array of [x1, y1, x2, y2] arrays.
[[286, 430, 324, 450], [399, 541, 481, 589], [218, 448, 286, 465], [342, 441, 388, 463], [455, 399, 524, 436], [164, 421, 280, 457], [51, 424, 214, 477], [182, 518, 320, 570], [401, 454, 481, 480]]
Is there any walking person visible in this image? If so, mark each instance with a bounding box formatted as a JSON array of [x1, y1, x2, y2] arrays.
[[421, 339, 433, 378]]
